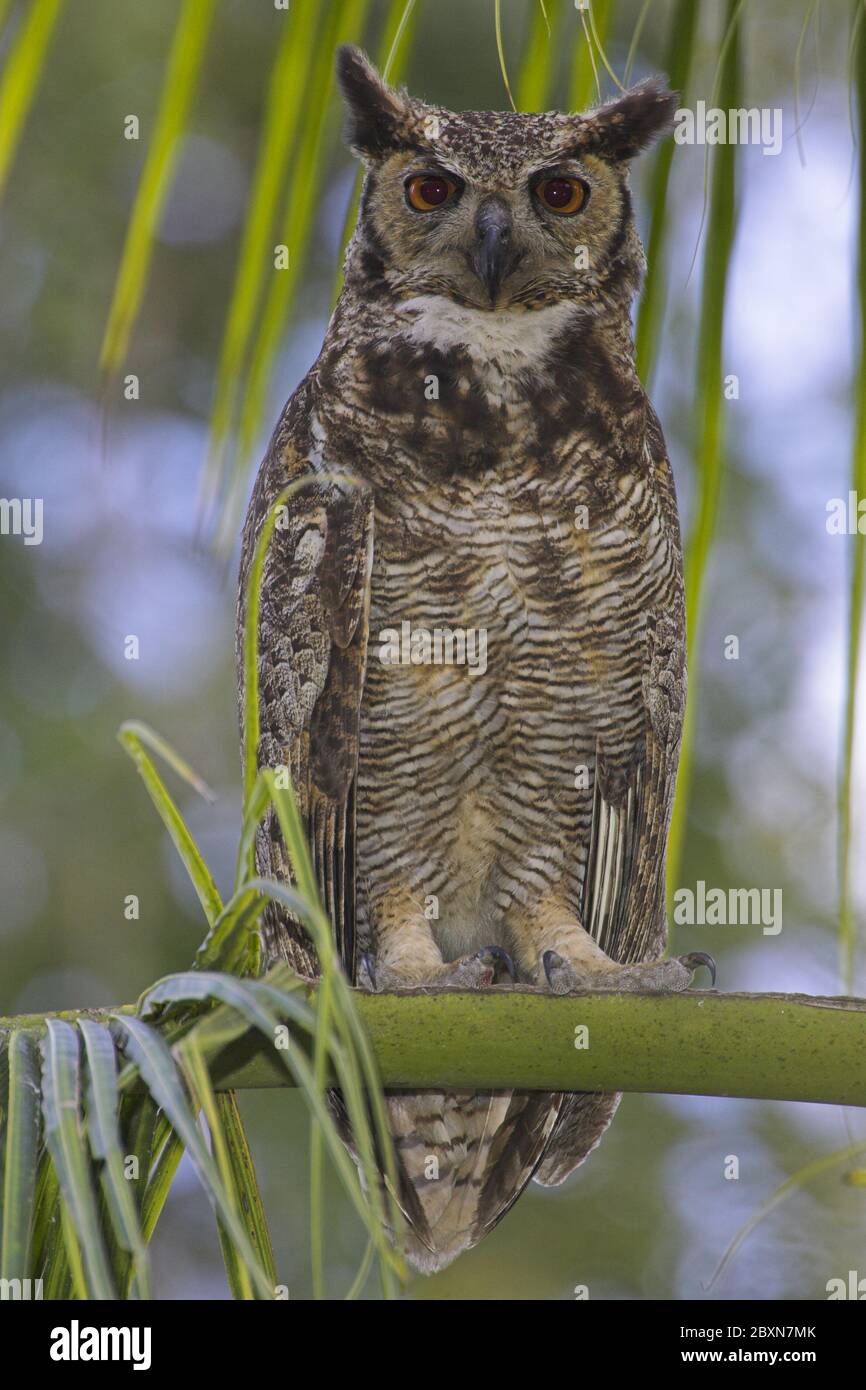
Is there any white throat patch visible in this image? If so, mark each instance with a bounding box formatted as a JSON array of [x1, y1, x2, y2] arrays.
[[397, 296, 577, 371]]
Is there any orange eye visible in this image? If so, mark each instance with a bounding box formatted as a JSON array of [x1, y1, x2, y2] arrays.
[[535, 177, 587, 214], [406, 173, 458, 211]]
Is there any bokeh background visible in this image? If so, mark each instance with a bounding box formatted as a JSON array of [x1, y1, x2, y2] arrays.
[[1, 0, 865, 1299]]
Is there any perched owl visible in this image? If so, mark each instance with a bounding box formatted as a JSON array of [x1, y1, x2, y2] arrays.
[[237, 46, 713, 1274]]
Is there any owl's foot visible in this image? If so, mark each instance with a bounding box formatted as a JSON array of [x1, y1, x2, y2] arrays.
[[361, 946, 516, 992], [541, 949, 716, 995]]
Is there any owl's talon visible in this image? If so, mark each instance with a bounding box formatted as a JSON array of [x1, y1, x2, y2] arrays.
[[542, 950, 585, 994], [358, 951, 377, 991], [678, 951, 716, 986], [542, 949, 562, 989]]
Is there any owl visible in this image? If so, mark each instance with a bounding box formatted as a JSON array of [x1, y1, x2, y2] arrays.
[[237, 46, 713, 1274]]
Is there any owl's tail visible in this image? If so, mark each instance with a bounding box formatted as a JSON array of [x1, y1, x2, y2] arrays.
[[332, 1077, 624, 1271], [372, 1089, 562, 1274]]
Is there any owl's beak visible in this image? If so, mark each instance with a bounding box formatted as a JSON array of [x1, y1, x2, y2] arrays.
[[471, 198, 514, 305]]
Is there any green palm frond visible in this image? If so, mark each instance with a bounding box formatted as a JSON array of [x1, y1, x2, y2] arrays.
[[0, 0, 64, 201], [260, 807, 406, 1296], [117, 721, 223, 932], [494, 0, 518, 111], [142, 964, 404, 1296], [570, 0, 616, 111], [40, 1019, 116, 1299], [218, 1089, 276, 1285], [634, 0, 699, 384], [332, 0, 420, 307], [30, 1149, 60, 1279], [586, 0, 624, 92], [517, 0, 560, 111], [381, 0, 419, 77], [215, 0, 374, 554], [194, 881, 269, 975], [204, 0, 418, 539], [111, 1012, 275, 1298], [140, 1126, 184, 1246], [179, 1038, 273, 1300], [624, 0, 654, 85], [310, 966, 333, 1300], [79, 1021, 150, 1300], [198, 0, 323, 526], [667, 0, 742, 900], [99, 0, 217, 381], [0, 1029, 41, 1281], [0, 518, 400, 1303]]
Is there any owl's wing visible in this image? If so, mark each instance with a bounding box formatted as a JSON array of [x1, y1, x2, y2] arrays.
[[237, 431, 374, 982], [581, 598, 683, 970], [582, 407, 686, 969]]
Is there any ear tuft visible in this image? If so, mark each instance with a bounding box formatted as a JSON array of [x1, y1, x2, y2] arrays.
[[582, 77, 679, 160], [336, 45, 411, 158]]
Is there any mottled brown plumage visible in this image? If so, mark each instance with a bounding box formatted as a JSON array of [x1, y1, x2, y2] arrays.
[[238, 48, 707, 1272]]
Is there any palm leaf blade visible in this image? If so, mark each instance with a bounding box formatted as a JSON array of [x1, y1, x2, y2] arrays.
[[1, 1030, 41, 1280], [216, 0, 374, 553], [39, 1019, 116, 1299], [78, 1020, 151, 1299], [109, 1012, 274, 1298], [634, 0, 699, 383], [200, 0, 323, 521], [118, 722, 223, 928], [666, 0, 742, 895], [215, 1090, 278, 1291], [99, 0, 217, 377], [0, 0, 64, 200]]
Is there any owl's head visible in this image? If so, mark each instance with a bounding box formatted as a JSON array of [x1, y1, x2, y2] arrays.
[[337, 46, 676, 316]]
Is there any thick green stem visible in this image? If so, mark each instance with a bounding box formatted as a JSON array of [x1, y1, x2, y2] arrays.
[[3, 990, 864, 1107], [205, 988, 866, 1106]]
